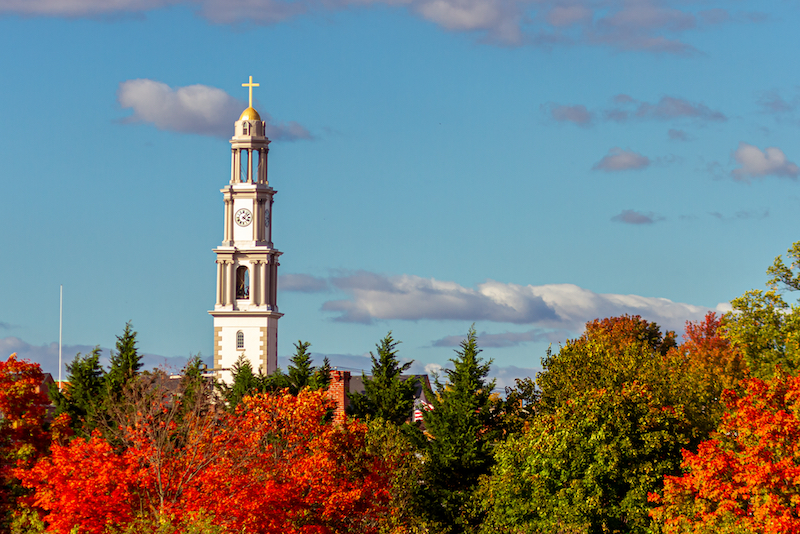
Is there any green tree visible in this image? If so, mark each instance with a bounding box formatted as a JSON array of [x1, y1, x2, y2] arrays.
[[287, 341, 314, 395], [349, 332, 417, 426], [481, 383, 692, 534], [223, 354, 261, 410], [50, 347, 105, 435], [722, 241, 800, 378], [105, 322, 143, 399], [310, 356, 331, 391], [419, 326, 496, 533]]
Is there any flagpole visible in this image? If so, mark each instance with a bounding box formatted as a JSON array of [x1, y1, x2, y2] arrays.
[[59, 285, 62, 391]]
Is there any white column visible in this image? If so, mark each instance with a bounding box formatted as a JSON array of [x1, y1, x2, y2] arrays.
[[251, 260, 261, 306], [230, 148, 237, 184], [215, 260, 223, 306], [226, 261, 235, 306]]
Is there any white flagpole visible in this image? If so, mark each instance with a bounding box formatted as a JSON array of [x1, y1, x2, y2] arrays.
[[59, 285, 63, 391]]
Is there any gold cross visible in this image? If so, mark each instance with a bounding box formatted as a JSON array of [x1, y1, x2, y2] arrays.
[[242, 75, 260, 108]]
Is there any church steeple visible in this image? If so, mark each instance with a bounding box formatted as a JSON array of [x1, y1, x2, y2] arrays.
[[209, 76, 283, 383]]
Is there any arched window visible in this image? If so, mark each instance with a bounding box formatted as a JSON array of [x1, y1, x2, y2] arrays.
[[236, 330, 244, 350], [236, 266, 250, 299]]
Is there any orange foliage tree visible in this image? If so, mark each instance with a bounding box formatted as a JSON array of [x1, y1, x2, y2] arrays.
[[19, 387, 393, 533], [651, 373, 800, 533], [0, 354, 52, 524]]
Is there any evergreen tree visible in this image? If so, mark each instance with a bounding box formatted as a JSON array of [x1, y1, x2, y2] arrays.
[[287, 341, 314, 395], [419, 326, 496, 533], [224, 354, 260, 410], [310, 356, 331, 391], [51, 347, 106, 435], [349, 332, 417, 426], [179, 355, 211, 418], [105, 322, 142, 399]]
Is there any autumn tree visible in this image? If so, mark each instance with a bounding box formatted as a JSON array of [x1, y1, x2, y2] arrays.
[[537, 315, 676, 414], [0, 354, 51, 529], [349, 332, 417, 426], [419, 327, 497, 533], [19, 383, 395, 533], [666, 312, 748, 437], [651, 372, 800, 533]]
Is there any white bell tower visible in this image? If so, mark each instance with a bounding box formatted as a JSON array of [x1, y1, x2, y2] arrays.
[[210, 76, 282, 383]]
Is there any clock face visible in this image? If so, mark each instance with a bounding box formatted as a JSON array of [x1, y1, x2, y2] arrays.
[[235, 208, 252, 227]]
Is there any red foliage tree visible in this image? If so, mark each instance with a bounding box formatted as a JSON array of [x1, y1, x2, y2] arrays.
[[19, 387, 393, 533], [0, 354, 52, 521], [651, 373, 800, 533]]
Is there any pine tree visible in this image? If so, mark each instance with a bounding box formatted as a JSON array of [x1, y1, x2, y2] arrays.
[[349, 332, 417, 426], [310, 356, 331, 391], [287, 341, 314, 395], [105, 322, 142, 399], [51, 347, 106, 435], [419, 326, 496, 533], [225, 354, 260, 409]]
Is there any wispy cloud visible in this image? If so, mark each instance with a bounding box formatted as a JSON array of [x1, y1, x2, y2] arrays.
[[432, 328, 569, 348], [1, 0, 762, 53], [731, 142, 799, 182], [592, 148, 650, 172], [668, 128, 689, 141], [611, 209, 664, 225], [709, 208, 769, 221], [543, 103, 594, 126], [280, 274, 330, 292], [117, 79, 312, 140], [314, 270, 714, 334]]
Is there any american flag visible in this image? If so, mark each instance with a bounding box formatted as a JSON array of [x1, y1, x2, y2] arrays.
[[413, 400, 434, 422]]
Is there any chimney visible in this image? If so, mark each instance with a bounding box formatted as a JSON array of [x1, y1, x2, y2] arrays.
[[327, 370, 351, 423]]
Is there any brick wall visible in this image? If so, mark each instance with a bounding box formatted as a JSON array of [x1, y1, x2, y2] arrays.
[[327, 370, 351, 423]]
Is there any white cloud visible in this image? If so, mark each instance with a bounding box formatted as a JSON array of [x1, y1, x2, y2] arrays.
[[731, 142, 799, 182], [117, 79, 312, 140], [318, 271, 711, 335], [592, 147, 650, 171], [611, 209, 664, 225]]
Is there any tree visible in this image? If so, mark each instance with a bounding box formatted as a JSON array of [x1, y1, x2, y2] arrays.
[[537, 315, 676, 414], [723, 241, 800, 378], [222, 354, 260, 410], [480, 383, 692, 534], [286, 340, 317, 395], [0, 355, 51, 528], [19, 388, 395, 533], [310, 356, 331, 391], [651, 373, 800, 533], [419, 326, 496, 533], [50, 347, 105, 435], [349, 332, 417, 426], [105, 322, 142, 399], [666, 312, 748, 437]]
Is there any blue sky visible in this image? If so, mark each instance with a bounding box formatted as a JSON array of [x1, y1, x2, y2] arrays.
[[1, 0, 799, 390]]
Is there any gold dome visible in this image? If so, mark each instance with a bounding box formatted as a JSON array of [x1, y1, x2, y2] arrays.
[[239, 107, 261, 121]]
